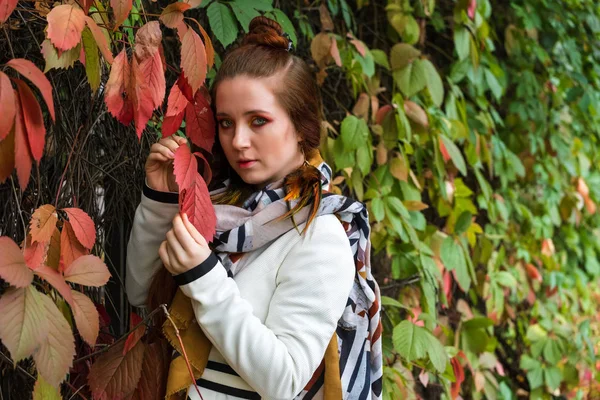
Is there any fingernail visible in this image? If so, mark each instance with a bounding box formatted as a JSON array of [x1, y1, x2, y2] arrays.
[[168, 150, 175, 158], [183, 213, 188, 220]]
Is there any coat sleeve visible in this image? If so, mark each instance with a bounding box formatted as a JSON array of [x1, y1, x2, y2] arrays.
[[125, 183, 179, 307], [175, 214, 355, 400]]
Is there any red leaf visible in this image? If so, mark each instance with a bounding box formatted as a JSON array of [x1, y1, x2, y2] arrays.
[[34, 265, 75, 307], [60, 220, 88, 273], [468, 0, 477, 19], [47, 4, 86, 51], [6, 59, 56, 122], [375, 104, 392, 125], [176, 72, 194, 103], [14, 79, 46, 163], [139, 50, 166, 109], [71, 290, 100, 346], [84, 16, 114, 64], [348, 37, 367, 57], [174, 145, 216, 241], [64, 254, 110, 287], [0, 0, 17, 23], [134, 21, 162, 63], [0, 71, 16, 140], [81, 0, 94, 14], [130, 57, 155, 139], [450, 356, 465, 399], [186, 88, 215, 153], [88, 340, 145, 400], [0, 128, 15, 183], [105, 49, 133, 125], [111, 0, 133, 31], [131, 339, 170, 400], [23, 235, 47, 270], [159, 2, 191, 29], [525, 263, 542, 283], [439, 138, 451, 162], [165, 80, 189, 118], [193, 151, 212, 185], [330, 36, 342, 67], [13, 92, 32, 189], [30, 204, 58, 243], [0, 236, 34, 288], [63, 207, 96, 249], [161, 111, 185, 138], [180, 27, 207, 95], [123, 312, 145, 355], [174, 20, 187, 41]]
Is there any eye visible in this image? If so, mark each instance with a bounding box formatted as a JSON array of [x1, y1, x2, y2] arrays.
[[218, 119, 233, 129], [252, 117, 268, 127]]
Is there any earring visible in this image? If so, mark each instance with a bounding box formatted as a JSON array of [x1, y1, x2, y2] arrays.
[[299, 143, 309, 166]]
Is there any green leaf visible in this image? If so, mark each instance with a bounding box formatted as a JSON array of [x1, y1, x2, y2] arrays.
[[439, 135, 467, 176], [495, 271, 517, 288], [390, 43, 421, 71], [332, 137, 356, 170], [485, 68, 502, 100], [454, 26, 470, 60], [543, 339, 563, 364], [340, 0, 352, 29], [371, 197, 385, 222], [425, 332, 448, 373], [270, 9, 297, 49], [33, 375, 61, 400], [229, 2, 260, 33], [381, 296, 410, 310], [207, 2, 239, 48], [357, 144, 372, 175], [544, 366, 562, 391], [249, 0, 273, 11], [371, 49, 390, 70], [82, 28, 101, 93], [421, 59, 444, 107], [394, 59, 427, 98], [441, 237, 471, 291], [393, 320, 428, 362], [454, 211, 472, 234], [340, 115, 368, 150], [386, 196, 410, 219]]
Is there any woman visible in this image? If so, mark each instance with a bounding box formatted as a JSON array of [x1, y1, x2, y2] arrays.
[[126, 17, 382, 400]]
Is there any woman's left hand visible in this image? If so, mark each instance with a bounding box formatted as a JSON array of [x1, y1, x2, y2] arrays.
[[159, 213, 211, 275]]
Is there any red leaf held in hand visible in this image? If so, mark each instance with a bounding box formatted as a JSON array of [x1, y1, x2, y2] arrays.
[[0, 128, 15, 183], [0, 236, 34, 288], [180, 27, 207, 95], [111, 0, 133, 30], [0, 71, 16, 140], [47, 4, 86, 51], [193, 151, 212, 185], [63, 207, 96, 249], [134, 21, 162, 63], [123, 312, 145, 355], [13, 92, 32, 189], [0, 0, 17, 23], [162, 111, 185, 138], [34, 265, 75, 307], [6, 59, 56, 121], [177, 72, 194, 103], [159, 2, 191, 29], [84, 16, 114, 64], [139, 50, 166, 110], [30, 204, 59, 243], [60, 220, 88, 273], [174, 145, 216, 241], [14, 78, 46, 163], [105, 49, 133, 125], [186, 88, 215, 153], [64, 254, 110, 286]]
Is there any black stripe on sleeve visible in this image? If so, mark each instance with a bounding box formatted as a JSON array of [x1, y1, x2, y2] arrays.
[[173, 253, 219, 285], [143, 182, 179, 204], [196, 379, 260, 400]]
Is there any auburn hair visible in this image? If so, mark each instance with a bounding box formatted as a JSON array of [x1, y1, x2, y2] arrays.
[[146, 16, 325, 314]]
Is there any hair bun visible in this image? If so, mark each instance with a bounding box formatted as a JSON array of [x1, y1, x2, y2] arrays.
[[242, 16, 290, 51]]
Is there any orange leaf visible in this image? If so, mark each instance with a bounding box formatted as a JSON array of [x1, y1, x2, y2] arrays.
[[32, 292, 76, 387], [6, 59, 56, 121], [185, 88, 215, 153], [71, 290, 100, 346], [0, 0, 17, 23], [450, 356, 465, 399], [84, 16, 114, 64], [159, 2, 191, 29], [180, 27, 207, 95], [23, 235, 47, 270], [46, 228, 61, 271], [14, 78, 46, 163], [111, 0, 133, 31], [63, 207, 96, 249], [47, 4, 86, 51], [123, 312, 144, 355], [13, 91, 32, 189], [197, 23, 214, 69], [134, 21, 162, 63], [439, 138, 451, 162], [88, 339, 145, 399], [0, 71, 16, 140], [139, 50, 166, 110], [30, 204, 58, 243], [174, 145, 216, 241], [525, 263, 542, 282], [0, 286, 47, 362], [182, 0, 202, 7], [0, 236, 34, 288], [105, 49, 133, 125], [60, 220, 88, 273], [34, 265, 75, 307], [64, 254, 110, 287], [0, 127, 15, 183]]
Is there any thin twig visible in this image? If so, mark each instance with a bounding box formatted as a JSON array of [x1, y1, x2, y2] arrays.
[[0, 350, 36, 381], [2, 26, 15, 59], [9, 177, 27, 244], [55, 125, 84, 208]]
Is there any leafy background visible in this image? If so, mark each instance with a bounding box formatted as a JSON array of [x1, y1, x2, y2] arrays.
[[1, 0, 600, 399]]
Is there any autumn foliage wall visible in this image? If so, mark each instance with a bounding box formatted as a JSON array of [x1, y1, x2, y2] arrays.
[[1, 0, 600, 399]]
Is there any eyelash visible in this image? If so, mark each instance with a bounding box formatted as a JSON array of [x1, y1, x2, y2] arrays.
[[218, 117, 269, 129]]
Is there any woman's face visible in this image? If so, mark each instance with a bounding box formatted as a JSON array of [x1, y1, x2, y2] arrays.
[[215, 75, 304, 188]]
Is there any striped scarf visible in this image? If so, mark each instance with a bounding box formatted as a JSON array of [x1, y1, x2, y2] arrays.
[[163, 161, 382, 399]]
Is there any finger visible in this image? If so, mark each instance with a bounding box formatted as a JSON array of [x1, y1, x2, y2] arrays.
[[158, 241, 172, 271], [159, 136, 183, 153], [146, 152, 170, 164], [182, 213, 208, 246], [166, 229, 186, 263], [172, 214, 198, 253], [166, 240, 181, 272], [150, 142, 176, 159]]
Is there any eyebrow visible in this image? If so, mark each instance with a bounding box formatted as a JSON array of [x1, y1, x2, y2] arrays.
[[216, 110, 272, 117]]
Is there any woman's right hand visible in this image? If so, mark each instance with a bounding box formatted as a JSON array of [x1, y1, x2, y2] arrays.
[[145, 136, 188, 192]]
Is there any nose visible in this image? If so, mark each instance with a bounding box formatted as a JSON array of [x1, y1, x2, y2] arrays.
[[231, 124, 251, 150]]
